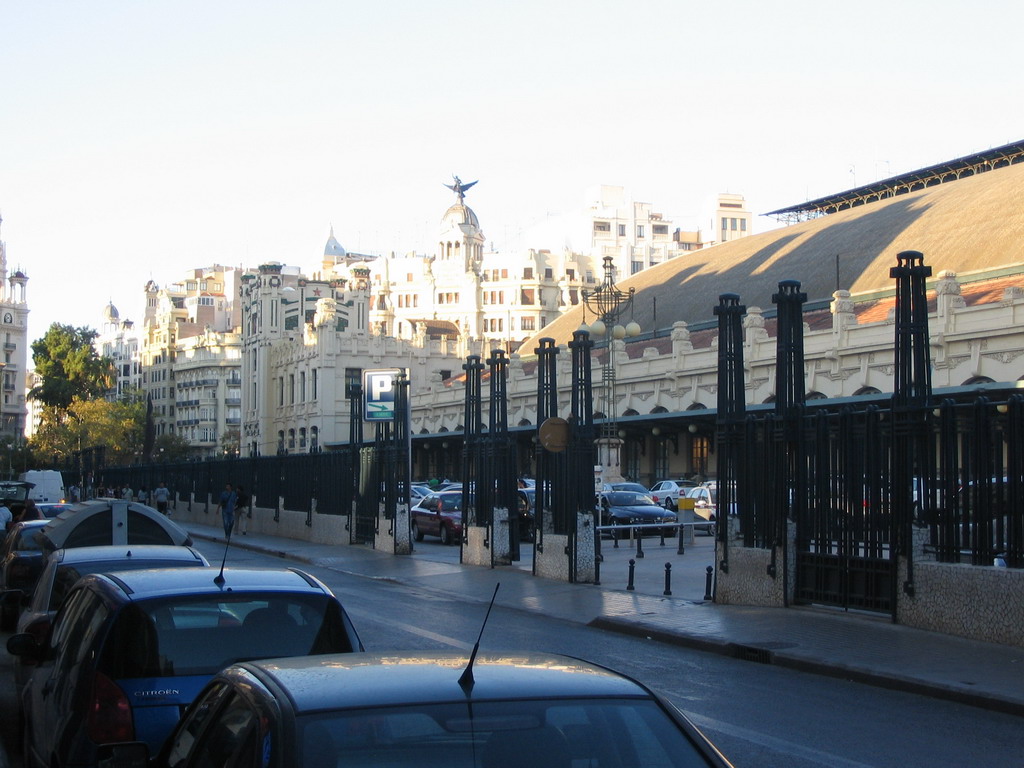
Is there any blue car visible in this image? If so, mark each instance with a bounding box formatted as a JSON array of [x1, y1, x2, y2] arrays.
[[99, 651, 734, 768], [9, 566, 364, 768]]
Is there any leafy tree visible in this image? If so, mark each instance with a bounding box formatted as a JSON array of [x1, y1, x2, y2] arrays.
[[30, 324, 115, 411], [153, 433, 193, 463], [30, 397, 146, 466]]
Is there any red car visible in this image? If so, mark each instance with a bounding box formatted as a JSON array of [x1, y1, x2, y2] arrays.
[[411, 491, 465, 545]]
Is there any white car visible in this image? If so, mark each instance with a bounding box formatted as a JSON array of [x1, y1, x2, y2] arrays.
[[682, 484, 718, 534], [649, 480, 700, 510]]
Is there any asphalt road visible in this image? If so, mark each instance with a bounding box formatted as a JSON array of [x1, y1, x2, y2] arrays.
[[2, 539, 1022, 767]]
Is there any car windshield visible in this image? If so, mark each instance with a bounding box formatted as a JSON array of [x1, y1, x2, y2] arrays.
[[607, 492, 655, 507], [299, 698, 715, 768], [99, 593, 354, 679]]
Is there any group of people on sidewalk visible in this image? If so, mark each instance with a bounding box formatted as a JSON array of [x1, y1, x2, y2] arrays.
[[216, 483, 251, 537]]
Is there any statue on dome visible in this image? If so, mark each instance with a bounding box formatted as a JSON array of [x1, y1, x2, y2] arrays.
[[445, 175, 477, 202]]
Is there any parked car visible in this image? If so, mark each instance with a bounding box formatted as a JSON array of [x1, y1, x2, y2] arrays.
[[0, 520, 50, 630], [649, 479, 700, 510], [598, 491, 678, 537], [682, 484, 718, 535], [98, 651, 734, 768], [411, 491, 465, 545], [35, 502, 76, 518], [12, 544, 211, 696], [10, 566, 364, 768]]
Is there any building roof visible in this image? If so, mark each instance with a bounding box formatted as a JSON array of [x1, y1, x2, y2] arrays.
[[522, 158, 1024, 350], [766, 139, 1024, 222]]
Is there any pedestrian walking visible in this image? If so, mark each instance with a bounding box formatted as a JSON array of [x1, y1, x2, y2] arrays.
[[122, 484, 134, 502], [235, 485, 250, 535], [68, 484, 81, 503], [152, 481, 171, 515], [216, 483, 237, 538], [137, 485, 149, 505]]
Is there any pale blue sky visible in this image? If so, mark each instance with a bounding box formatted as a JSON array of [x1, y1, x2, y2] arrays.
[[2, 0, 1022, 343]]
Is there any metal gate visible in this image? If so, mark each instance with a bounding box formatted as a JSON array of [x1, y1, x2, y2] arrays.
[[793, 408, 895, 613]]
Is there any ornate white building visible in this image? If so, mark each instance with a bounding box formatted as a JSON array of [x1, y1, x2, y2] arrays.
[[137, 266, 243, 456], [0, 215, 30, 441], [97, 302, 141, 400]]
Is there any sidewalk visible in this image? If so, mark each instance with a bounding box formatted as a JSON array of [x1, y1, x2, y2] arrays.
[[187, 522, 1024, 717]]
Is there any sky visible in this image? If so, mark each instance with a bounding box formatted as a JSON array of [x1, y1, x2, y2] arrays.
[[3, 0, 1023, 347]]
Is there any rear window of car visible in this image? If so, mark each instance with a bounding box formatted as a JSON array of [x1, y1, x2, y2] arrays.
[[48, 560, 203, 611], [299, 698, 714, 768], [98, 593, 354, 679]]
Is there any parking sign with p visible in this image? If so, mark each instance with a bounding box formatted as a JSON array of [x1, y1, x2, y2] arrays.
[[363, 368, 403, 421]]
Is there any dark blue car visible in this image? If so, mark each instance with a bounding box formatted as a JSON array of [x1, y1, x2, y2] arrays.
[[10, 566, 363, 768], [99, 651, 734, 768]]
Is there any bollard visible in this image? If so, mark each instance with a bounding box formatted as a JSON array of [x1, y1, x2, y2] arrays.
[[660, 528, 665, 546], [635, 528, 645, 558], [663, 562, 672, 596], [677, 524, 685, 555], [703, 565, 714, 600], [627, 558, 636, 591], [612, 525, 619, 549]]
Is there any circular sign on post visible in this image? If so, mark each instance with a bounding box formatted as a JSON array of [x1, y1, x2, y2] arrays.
[[538, 417, 570, 452]]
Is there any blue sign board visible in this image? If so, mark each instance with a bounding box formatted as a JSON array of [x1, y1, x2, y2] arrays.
[[363, 368, 404, 421]]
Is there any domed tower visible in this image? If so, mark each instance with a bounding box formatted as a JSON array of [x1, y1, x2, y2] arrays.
[[322, 226, 347, 275], [102, 301, 120, 335], [435, 177, 485, 340], [437, 177, 485, 276]]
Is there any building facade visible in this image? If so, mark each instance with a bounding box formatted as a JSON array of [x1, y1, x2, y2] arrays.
[[138, 266, 242, 455], [0, 216, 29, 441]]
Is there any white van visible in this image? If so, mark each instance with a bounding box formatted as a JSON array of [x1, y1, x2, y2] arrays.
[[19, 470, 66, 503]]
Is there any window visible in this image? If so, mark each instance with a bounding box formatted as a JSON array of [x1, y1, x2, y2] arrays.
[[523, 267, 534, 279], [520, 289, 535, 306], [544, 268, 552, 279], [521, 317, 536, 331], [594, 221, 611, 232], [632, 261, 643, 274], [740, 218, 747, 231], [618, 224, 626, 237], [289, 375, 295, 404], [312, 369, 318, 400], [653, 224, 668, 235], [636, 225, 645, 238]]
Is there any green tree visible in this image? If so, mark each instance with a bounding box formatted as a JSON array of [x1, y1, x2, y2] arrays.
[[30, 396, 146, 466], [153, 433, 193, 463], [29, 324, 114, 411]]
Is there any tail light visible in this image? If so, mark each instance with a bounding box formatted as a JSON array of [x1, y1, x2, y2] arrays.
[[87, 671, 134, 744]]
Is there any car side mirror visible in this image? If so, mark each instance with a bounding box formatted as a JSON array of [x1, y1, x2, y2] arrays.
[[6, 632, 43, 661]]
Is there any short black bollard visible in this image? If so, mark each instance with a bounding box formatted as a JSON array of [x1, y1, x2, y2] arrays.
[[703, 565, 714, 600], [663, 562, 672, 596], [635, 529, 645, 558], [627, 558, 636, 591], [677, 524, 685, 555], [660, 528, 665, 546], [612, 526, 619, 549]]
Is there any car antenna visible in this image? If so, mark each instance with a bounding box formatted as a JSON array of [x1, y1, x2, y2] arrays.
[[214, 523, 234, 586], [459, 582, 500, 693]]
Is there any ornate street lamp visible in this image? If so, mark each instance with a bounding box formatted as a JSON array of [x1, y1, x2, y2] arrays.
[[581, 255, 640, 484]]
